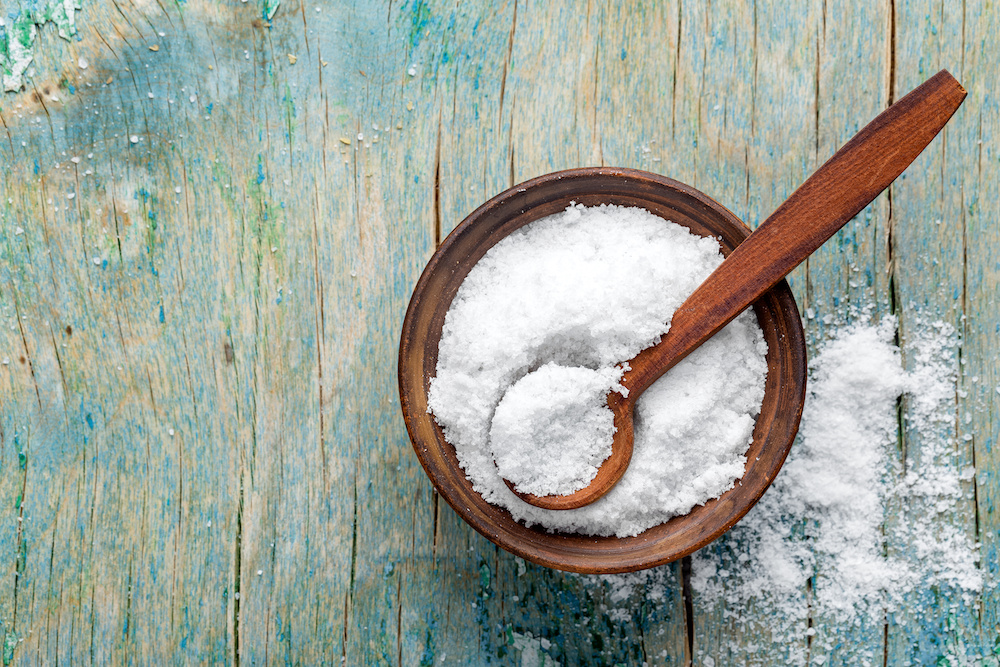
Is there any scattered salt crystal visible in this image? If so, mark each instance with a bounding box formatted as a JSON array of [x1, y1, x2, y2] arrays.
[[129, 135, 138, 144], [407, 64, 417, 76], [92, 257, 101, 265], [168, 428, 175, 436], [66, 193, 75, 200], [78, 57, 89, 69], [15, 226, 23, 235], [147, 92, 155, 99], [174, 186, 182, 194], [71, 156, 81, 164]]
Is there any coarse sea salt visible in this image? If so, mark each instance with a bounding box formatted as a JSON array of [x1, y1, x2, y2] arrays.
[[428, 203, 768, 537]]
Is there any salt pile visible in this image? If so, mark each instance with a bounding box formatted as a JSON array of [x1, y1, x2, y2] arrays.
[[428, 203, 768, 536]]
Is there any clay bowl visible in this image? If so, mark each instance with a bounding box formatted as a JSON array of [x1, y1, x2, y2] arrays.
[[398, 167, 807, 574]]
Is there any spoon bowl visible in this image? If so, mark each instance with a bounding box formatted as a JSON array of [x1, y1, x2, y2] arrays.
[[398, 168, 807, 573]]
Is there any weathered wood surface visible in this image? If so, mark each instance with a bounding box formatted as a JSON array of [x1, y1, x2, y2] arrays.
[[0, 0, 996, 664]]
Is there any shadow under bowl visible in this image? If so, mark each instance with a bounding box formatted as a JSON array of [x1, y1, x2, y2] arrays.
[[398, 167, 807, 574]]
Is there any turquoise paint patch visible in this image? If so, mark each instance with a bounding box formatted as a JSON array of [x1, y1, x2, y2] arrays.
[[262, 0, 280, 21], [407, 0, 432, 48], [159, 304, 165, 323], [0, 0, 82, 91]]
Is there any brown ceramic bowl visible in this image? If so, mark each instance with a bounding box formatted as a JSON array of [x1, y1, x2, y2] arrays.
[[398, 167, 806, 574]]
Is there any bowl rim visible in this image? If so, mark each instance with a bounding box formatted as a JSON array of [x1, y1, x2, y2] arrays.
[[398, 166, 807, 573]]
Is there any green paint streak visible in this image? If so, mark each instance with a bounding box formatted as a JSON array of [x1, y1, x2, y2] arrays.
[[418, 627, 435, 667], [262, 0, 280, 21], [479, 562, 491, 591], [282, 83, 296, 146], [2, 630, 15, 665]]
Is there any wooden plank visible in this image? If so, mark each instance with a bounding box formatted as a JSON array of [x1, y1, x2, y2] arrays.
[[683, 1, 821, 664], [886, 0, 996, 662], [790, 0, 893, 664], [960, 0, 1000, 652]]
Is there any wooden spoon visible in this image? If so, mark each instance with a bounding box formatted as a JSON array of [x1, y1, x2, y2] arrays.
[[509, 69, 967, 511]]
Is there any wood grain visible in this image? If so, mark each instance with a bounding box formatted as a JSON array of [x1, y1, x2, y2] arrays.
[[0, 0, 995, 664]]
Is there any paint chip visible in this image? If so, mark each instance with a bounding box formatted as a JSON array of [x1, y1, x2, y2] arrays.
[[287, 54, 297, 64], [339, 137, 351, 145], [149, 45, 160, 51]]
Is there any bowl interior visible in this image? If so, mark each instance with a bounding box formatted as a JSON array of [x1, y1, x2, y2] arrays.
[[399, 167, 806, 574]]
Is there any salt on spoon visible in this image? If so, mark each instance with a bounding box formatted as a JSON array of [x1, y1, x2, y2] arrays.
[[501, 69, 967, 511]]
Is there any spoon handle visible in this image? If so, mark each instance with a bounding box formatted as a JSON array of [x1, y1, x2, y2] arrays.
[[622, 69, 967, 397]]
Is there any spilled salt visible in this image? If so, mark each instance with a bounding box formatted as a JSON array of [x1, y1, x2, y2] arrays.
[[428, 203, 768, 537], [683, 317, 982, 664]]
